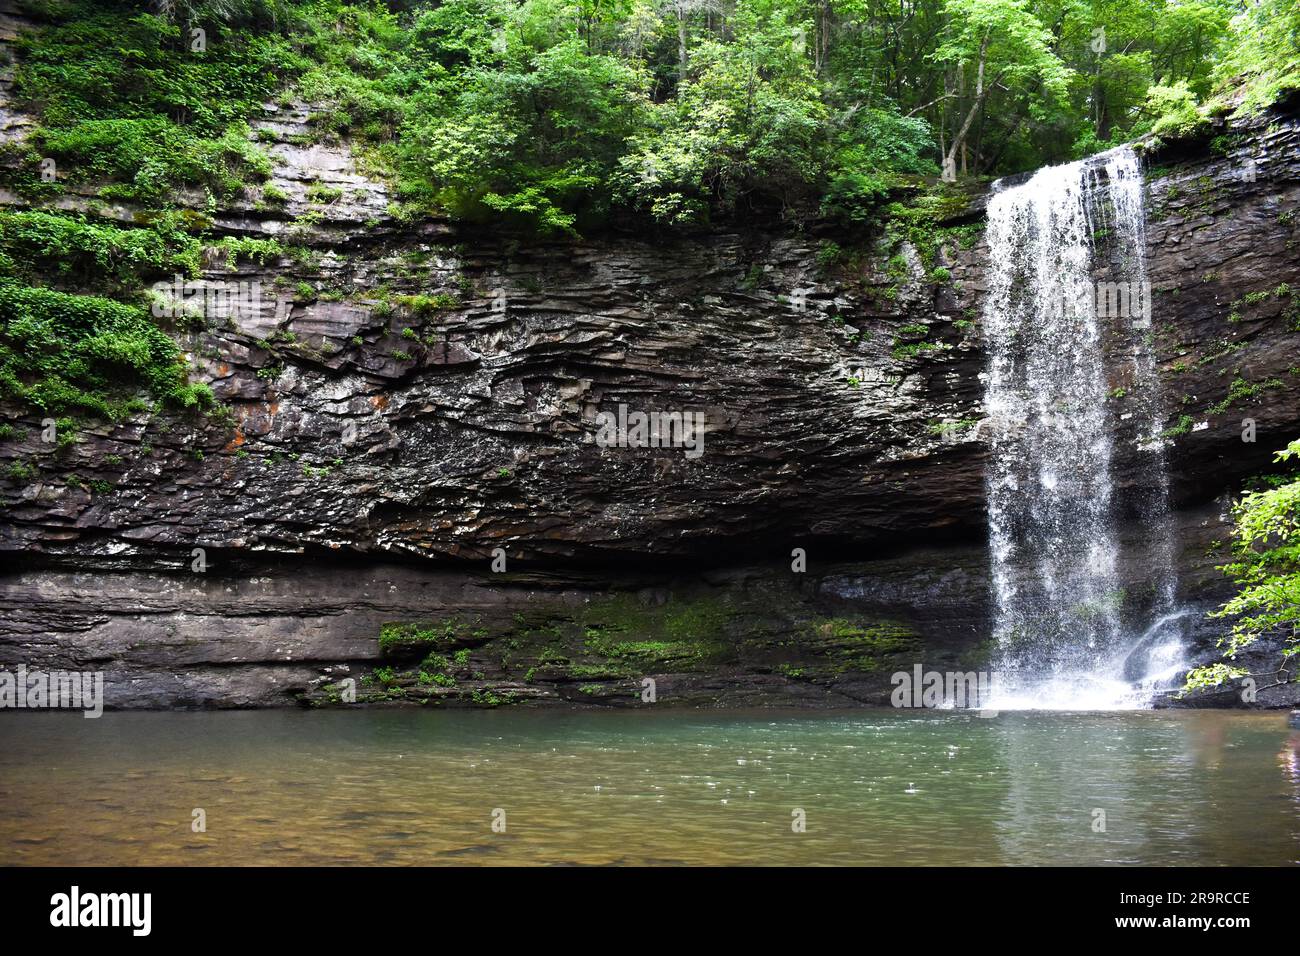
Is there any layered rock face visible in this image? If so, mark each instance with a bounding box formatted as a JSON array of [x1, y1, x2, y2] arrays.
[[1, 56, 1298, 708]]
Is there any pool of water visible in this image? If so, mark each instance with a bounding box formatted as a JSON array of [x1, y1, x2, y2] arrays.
[[2, 708, 1297, 865]]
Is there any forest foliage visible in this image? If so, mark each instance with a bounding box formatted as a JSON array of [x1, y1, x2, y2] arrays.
[[3, 0, 1297, 233]]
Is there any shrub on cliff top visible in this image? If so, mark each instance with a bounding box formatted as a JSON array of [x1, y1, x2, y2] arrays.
[[6, 3, 298, 206]]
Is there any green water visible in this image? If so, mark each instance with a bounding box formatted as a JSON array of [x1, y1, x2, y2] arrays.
[[1, 708, 1297, 865]]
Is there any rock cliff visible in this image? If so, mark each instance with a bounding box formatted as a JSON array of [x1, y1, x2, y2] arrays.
[[2, 19, 1298, 709]]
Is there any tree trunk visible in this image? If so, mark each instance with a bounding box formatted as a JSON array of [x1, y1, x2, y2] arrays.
[[942, 36, 989, 183], [678, 14, 689, 79], [816, 0, 831, 76]]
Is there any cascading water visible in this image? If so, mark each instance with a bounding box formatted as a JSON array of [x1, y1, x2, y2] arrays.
[[980, 146, 1187, 710]]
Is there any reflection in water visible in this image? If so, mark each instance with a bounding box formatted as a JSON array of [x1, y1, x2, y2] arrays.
[[1281, 732, 1300, 795], [0, 709, 1296, 865], [994, 712, 1231, 865], [1187, 710, 1229, 772]]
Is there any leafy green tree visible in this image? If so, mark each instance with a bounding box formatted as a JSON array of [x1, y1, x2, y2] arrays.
[[931, 0, 1071, 181], [1185, 439, 1300, 695], [1212, 0, 1300, 115], [400, 20, 651, 232], [821, 107, 935, 224], [615, 1, 826, 224]]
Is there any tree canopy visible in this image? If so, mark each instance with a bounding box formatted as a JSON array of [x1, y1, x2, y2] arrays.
[[5, 0, 1297, 234]]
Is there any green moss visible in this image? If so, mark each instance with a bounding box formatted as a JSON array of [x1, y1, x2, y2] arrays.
[[892, 340, 941, 360], [372, 592, 918, 702], [379, 618, 489, 655], [874, 183, 980, 283], [567, 662, 634, 679], [578, 594, 731, 669], [927, 418, 978, 436], [394, 292, 459, 316], [5, 459, 37, 482], [305, 182, 344, 204], [959, 637, 999, 671], [259, 182, 290, 207], [1208, 377, 1284, 415], [801, 617, 917, 673], [1162, 414, 1195, 438]]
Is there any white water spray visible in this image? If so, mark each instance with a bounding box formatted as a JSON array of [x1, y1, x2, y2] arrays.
[[980, 146, 1187, 710]]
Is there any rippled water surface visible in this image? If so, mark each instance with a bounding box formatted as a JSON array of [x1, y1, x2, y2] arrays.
[[2, 709, 1297, 865]]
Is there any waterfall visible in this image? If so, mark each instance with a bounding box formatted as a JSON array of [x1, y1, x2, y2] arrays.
[[980, 146, 1186, 709]]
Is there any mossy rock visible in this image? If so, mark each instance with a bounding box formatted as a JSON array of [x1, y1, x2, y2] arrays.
[[798, 617, 918, 674], [576, 593, 733, 670], [378, 617, 490, 656]]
